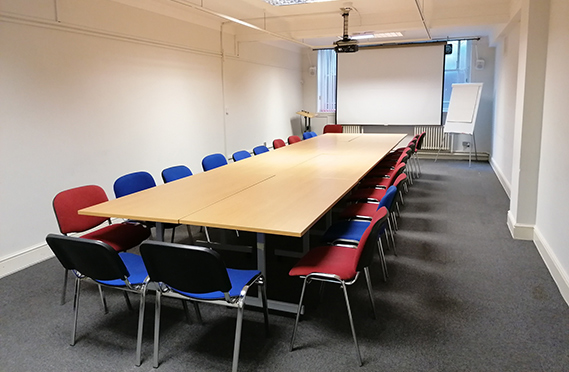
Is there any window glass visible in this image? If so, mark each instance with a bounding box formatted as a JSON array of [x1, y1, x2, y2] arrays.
[[443, 40, 471, 111], [317, 49, 337, 113]]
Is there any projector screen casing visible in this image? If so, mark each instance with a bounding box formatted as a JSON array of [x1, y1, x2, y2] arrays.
[[336, 42, 446, 126]]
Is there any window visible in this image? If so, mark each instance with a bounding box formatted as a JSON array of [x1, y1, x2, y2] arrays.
[[443, 40, 471, 111], [317, 49, 337, 113]]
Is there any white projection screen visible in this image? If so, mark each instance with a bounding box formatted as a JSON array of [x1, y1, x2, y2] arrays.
[[336, 42, 446, 126]]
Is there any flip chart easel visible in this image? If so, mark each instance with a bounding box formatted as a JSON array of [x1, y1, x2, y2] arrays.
[[435, 83, 483, 167]]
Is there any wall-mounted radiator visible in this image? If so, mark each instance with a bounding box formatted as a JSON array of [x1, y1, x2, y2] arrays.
[[414, 125, 450, 151], [342, 125, 363, 134]]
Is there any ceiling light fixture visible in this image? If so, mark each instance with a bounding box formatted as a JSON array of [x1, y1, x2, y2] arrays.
[[263, 0, 335, 6], [348, 32, 404, 40]]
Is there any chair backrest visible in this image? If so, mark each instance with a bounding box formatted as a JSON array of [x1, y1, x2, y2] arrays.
[[377, 185, 398, 212], [253, 145, 269, 155], [202, 153, 228, 171], [389, 163, 407, 183], [114, 171, 156, 198], [46, 234, 129, 281], [357, 207, 389, 271], [53, 185, 110, 234], [232, 150, 252, 162], [416, 131, 426, 151], [140, 241, 232, 294], [323, 125, 343, 134], [273, 139, 286, 149], [302, 131, 317, 140], [288, 135, 301, 144], [161, 165, 193, 183]]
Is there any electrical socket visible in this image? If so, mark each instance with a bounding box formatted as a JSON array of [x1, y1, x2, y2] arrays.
[[462, 141, 470, 148]]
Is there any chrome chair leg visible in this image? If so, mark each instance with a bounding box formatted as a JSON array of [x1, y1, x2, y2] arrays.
[[99, 285, 108, 314], [363, 267, 377, 319], [260, 279, 270, 336], [193, 302, 203, 324], [71, 277, 81, 346], [377, 239, 388, 282], [290, 277, 309, 351], [135, 289, 146, 367], [182, 300, 191, 324], [232, 302, 245, 372], [123, 291, 133, 311], [153, 290, 162, 368], [204, 226, 211, 242], [61, 269, 68, 305], [341, 281, 363, 366]]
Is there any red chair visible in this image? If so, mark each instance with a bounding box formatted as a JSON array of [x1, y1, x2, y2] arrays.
[[273, 139, 286, 149], [53, 185, 151, 304], [323, 124, 343, 134], [289, 207, 388, 366], [288, 135, 301, 144]]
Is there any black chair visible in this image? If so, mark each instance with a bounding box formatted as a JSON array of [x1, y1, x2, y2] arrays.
[[140, 241, 269, 372], [45, 234, 148, 366], [52, 185, 150, 305]]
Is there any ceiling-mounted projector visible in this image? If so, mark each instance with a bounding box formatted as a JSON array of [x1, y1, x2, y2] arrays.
[[334, 7, 359, 53], [335, 38, 359, 53]]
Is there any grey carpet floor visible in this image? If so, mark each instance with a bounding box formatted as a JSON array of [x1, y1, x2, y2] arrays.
[[1, 160, 568, 372]]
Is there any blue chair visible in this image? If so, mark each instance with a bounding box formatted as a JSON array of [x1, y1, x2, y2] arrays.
[[114, 171, 178, 242], [46, 234, 148, 366], [140, 241, 269, 372], [202, 153, 228, 171], [302, 131, 317, 139], [323, 186, 398, 281], [252, 145, 269, 155], [114, 171, 156, 198], [232, 150, 252, 162], [161, 165, 192, 183]]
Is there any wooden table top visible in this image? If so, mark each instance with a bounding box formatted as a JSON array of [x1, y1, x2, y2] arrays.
[[80, 133, 406, 236]]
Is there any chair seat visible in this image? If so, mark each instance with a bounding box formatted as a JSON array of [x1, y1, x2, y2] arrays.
[[289, 245, 359, 280], [81, 223, 150, 252], [339, 203, 380, 220], [322, 220, 371, 244], [358, 177, 391, 189], [96, 252, 149, 286], [367, 166, 399, 179], [349, 188, 388, 202], [172, 268, 261, 300]]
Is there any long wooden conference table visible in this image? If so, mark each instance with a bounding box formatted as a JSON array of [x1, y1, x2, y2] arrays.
[[80, 133, 406, 313]]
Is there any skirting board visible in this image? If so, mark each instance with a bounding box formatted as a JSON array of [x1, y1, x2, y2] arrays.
[[0, 243, 54, 280], [0, 218, 125, 279], [490, 157, 512, 199], [507, 210, 534, 240], [533, 227, 569, 307]]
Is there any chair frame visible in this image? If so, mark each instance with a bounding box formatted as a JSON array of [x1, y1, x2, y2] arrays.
[[140, 241, 269, 372], [289, 209, 387, 366], [46, 234, 148, 367]]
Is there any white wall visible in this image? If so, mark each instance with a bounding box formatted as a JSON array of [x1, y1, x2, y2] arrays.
[[534, 0, 569, 302], [491, 0, 569, 304], [0, 0, 304, 276], [491, 19, 520, 196]]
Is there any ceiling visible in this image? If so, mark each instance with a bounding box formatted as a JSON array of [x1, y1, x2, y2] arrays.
[[111, 0, 514, 48]]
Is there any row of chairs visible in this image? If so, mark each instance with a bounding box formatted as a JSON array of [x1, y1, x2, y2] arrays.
[[233, 124, 342, 157], [287, 132, 426, 365], [46, 234, 268, 371]]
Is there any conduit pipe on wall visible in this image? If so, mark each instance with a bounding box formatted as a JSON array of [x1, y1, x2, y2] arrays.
[[169, 0, 313, 48]]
